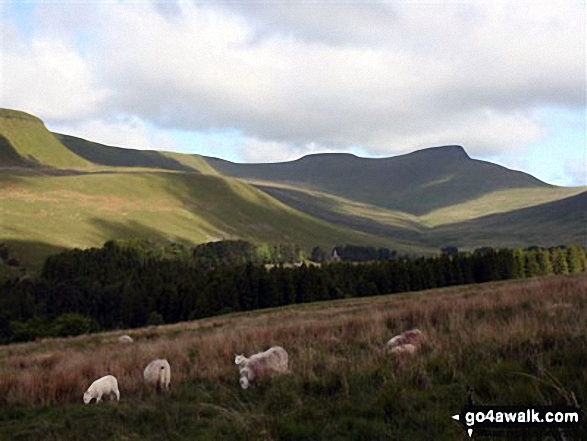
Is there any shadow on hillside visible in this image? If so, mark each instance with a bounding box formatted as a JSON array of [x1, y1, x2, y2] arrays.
[[255, 184, 426, 246], [0, 239, 68, 274], [207, 149, 549, 216], [0, 135, 40, 168], [56, 133, 198, 172], [160, 174, 251, 239], [425, 191, 587, 249], [89, 218, 194, 247]]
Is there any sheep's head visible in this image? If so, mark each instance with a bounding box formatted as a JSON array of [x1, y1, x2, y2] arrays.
[[83, 391, 92, 404], [234, 354, 246, 365]]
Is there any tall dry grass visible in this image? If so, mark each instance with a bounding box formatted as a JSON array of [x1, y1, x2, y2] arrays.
[[0, 273, 585, 407]]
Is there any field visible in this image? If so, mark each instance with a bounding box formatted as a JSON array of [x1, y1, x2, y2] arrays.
[[0, 274, 585, 440]]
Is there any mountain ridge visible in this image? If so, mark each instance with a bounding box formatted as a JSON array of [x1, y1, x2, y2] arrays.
[[0, 108, 584, 269], [203, 145, 549, 215]]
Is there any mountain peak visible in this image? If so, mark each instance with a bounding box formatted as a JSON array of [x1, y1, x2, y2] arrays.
[[408, 145, 470, 161]]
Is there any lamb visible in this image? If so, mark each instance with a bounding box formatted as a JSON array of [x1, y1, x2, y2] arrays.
[[386, 329, 424, 349], [143, 359, 171, 391], [235, 346, 289, 389], [83, 375, 120, 404], [118, 335, 133, 343]]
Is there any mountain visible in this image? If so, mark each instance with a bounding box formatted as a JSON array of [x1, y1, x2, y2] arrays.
[[204, 146, 549, 215], [0, 108, 584, 269]]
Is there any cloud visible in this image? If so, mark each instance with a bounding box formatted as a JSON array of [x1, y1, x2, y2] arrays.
[[2, 1, 585, 164], [564, 159, 587, 187], [49, 117, 177, 152], [238, 138, 358, 163], [0, 24, 109, 122]]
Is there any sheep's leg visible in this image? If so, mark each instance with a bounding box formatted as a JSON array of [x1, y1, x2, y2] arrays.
[[115, 389, 120, 401], [96, 393, 102, 403]]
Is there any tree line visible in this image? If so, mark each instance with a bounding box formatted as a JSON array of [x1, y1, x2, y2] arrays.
[[0, 241, 584, 344]]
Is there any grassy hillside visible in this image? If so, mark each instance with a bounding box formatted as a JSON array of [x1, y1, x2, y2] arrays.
[[1, 108, 584, 269], [429, 191, 587, 248], [255, 183, 586, 249], [56, 133, 219, 175], [204, 146, 551, 215], [0, 169, 417, 270], [0, 274, 585, 440], [0, 109, 92, 169]]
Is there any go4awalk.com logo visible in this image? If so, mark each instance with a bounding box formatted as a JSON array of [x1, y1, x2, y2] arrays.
[[452, 405, 583, 438]]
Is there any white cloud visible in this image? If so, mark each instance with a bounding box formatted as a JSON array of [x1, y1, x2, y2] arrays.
[[49, 117, 177, 152], [2, 0, 585, 166], [239, 138, 357, 163], [0, 25, 109, 122], [564, 159, 587, 187]]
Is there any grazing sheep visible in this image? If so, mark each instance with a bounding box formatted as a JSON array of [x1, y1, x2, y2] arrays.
[[390, 343, 417, 355], [235, 346, 289, 389], [143, 359, 171, 391], [118, 335, 133, 343], [83, 375, 120, 404], [386, 329, 424, 350]]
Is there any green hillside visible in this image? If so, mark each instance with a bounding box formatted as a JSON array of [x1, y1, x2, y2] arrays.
[[56, 133, 219, 175], [428, 191, 587, 248], [0, 109, 92, 169], [0, 169, 415, 269], [204, 146, 550, 215], [255, 183, 586, 249], [1, 108, 584, 269]]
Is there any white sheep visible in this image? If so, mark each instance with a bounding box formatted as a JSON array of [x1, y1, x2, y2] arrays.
[[83, 375, 120, 404], [390, 343, 417, 355], [118, 335, 133, 343], [143, 359, 171, 391], [235, 346, 289, 389], [386, 329, 424, 350]]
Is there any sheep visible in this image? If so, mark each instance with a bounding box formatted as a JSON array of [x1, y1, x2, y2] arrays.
[[118, 335, 133, 343], [83, 375, 120, 404], [235, 346, 289, 389], [386, 329, 424, 350], [390, 343, 417, 355], [143, 359, 171, 391]]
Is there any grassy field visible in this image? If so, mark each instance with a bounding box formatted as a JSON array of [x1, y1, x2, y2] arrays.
[[0, 274, 585, 440]]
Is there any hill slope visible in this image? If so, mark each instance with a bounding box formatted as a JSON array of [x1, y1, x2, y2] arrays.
[[429, 191, 587, 248], [56, 133, 219, 175], [204, 146, 550, 215], [0, 108, 584, 268], [0, 109, 92, 169], [1, 274, 585, 440], [0, 169, 413, 269]]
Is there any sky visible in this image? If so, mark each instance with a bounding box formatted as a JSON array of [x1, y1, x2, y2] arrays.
[[1, 0, 585, 186]]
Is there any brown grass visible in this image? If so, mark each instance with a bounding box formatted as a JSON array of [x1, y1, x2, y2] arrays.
[[0, 273, 585, 406]]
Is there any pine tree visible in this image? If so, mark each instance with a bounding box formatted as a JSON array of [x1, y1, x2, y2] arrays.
[[524, 251, 541, 277], [536, 250, 553, 276], [551, 248, 569, 275]]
